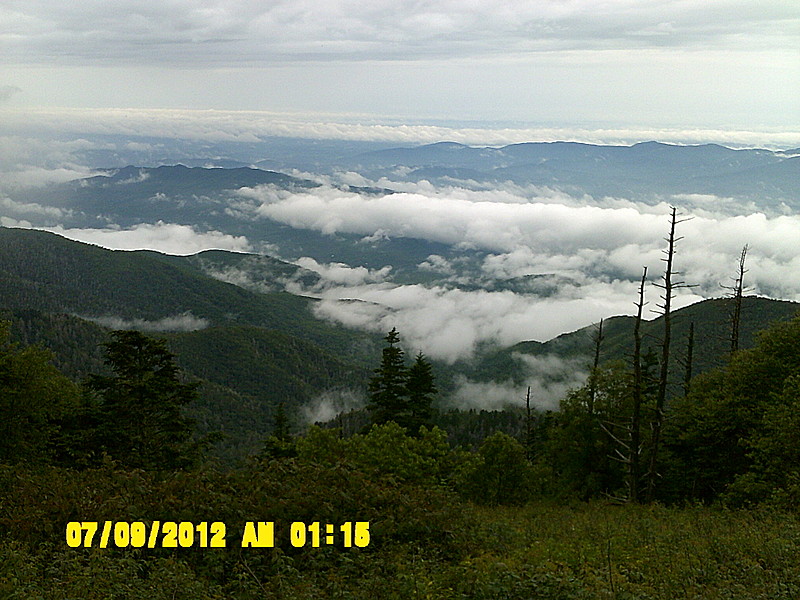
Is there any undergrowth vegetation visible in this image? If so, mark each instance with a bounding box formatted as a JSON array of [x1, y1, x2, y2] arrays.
[[2, 461, 799, 600]]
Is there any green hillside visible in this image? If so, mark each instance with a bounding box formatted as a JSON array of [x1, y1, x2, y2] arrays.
[[3, 308, 369, 464], [0, 226, 379, 364], [0, 227, 381, 462], [472, 296, 800, 385]]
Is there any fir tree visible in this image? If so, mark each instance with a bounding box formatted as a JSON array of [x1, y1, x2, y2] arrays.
[[368, 328, 409, 427], [405, 351, 437, 432], [261, 401, 297, 459], [86, 330, 201, 470]]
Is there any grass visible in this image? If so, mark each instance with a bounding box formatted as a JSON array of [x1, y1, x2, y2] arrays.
[[4, 496, 799, 599], [434, 501, 800, 599]]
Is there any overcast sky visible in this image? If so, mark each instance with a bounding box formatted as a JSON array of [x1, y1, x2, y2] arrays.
[[1, 0, 798, 136]]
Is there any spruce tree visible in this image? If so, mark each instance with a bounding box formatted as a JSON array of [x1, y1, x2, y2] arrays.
[[367, 328, 409, 427], [368, 329, 438, 433], [86, 330, 201, 470], [405, 351, 436, 432], [261, 401, 297, 459]]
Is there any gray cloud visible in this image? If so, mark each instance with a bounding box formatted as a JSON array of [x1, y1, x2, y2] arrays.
[[0, 135, 101, 191], [3, 1, 797, 66], [86, 312, 209, 332], [0, 86, 22, 102]]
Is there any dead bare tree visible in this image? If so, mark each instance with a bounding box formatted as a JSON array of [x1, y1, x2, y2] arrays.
[[599, 268, 647, 502], [723, 244, 749, 354], [629, 266, 648, 503], [587, 319, 605, 415], [525, 385, 533, 460], [645, 206, 692, 503]]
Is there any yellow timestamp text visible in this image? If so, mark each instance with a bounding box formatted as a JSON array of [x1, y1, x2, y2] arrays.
[[65, 521, 371, 549]]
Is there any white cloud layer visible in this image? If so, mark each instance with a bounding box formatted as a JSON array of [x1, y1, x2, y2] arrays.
[[3, 108, 798, 149], [237, 185, 800, 296], [307, 279, 702, 364], [41, 222, 252, 255], [293, 257, 392, 288], [213, 181, 800, 362]]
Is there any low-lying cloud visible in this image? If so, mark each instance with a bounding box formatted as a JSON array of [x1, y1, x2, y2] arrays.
[[302, 389, 366, 425], [447, 353, 589, 411], [307, 279, 701, 364], [42, 222, 251, 255], [237, 184, 800, 300], [294, 257, 392, 288], [3, 108, 798, 149], [86, 312, 209, 332], [211, 181, 800, 362]]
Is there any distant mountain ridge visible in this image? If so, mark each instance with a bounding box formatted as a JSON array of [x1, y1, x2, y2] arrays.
[[349, 141, 798, 203]]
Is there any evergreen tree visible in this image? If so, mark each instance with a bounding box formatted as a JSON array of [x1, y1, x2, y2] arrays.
[[368, 330, 438, 434], [272, 401, 291, 442], [261, 401, 297, 459], [405, 351, 437, 432], [367, 328, 410, 427], [85, 330, 201, 470]]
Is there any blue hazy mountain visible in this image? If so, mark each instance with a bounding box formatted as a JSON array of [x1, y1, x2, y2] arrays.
[[16, 141, 797, 282], [347, 141, 798, 204]]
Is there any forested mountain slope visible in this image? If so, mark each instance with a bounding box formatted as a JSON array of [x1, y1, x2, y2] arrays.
[[0, 226, 377, 363], [472, 296, 800, 384]]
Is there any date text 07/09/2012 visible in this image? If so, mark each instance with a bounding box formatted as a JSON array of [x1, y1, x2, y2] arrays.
[[66, 521, 371, 549]]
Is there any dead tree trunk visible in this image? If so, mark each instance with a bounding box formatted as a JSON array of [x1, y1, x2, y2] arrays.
[[729, 244, 748, 354], [588, 319, 604, 415], [646, 206, 689, 503], [629, 266, 648, 503], [525, 385, 533, 460]]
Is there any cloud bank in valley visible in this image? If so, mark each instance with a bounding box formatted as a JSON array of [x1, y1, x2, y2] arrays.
[[237, 184, 800, 296], [221, 182, 800, 363], [40, 222, 252, 255]]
